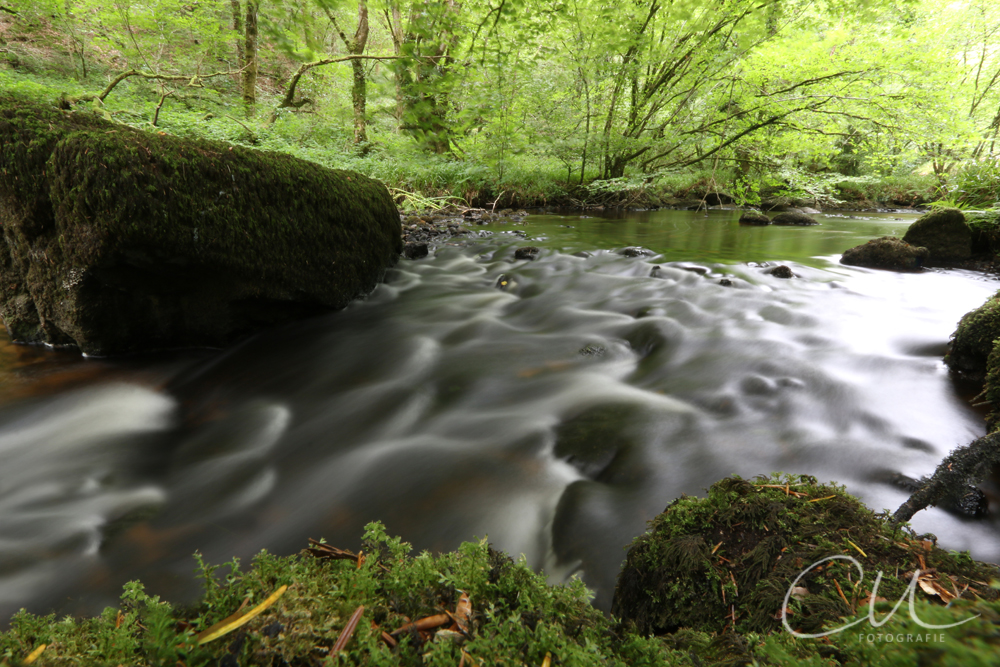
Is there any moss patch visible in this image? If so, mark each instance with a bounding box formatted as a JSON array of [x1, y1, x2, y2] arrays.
[[611, 474, 999, 638]]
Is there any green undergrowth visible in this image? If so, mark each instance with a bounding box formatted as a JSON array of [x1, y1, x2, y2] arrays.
[[0, 68, 944, 213], [3, 476, 1000, 666]]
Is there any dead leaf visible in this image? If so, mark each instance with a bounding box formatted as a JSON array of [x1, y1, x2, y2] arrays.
[[450, 592, 472, 634], [332, 605, 364, 654], [23, 645, 46, 665], [196, 585, 288, 645], [393, 613, 451, 635]]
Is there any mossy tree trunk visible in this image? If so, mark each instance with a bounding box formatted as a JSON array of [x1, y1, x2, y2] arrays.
[[327, 3, 370, 148], [230, 0, 245, 76], [242, 0, 259, 108]]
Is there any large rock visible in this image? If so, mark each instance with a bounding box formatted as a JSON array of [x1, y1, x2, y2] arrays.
[[840, 236, 929, 270], [902, 207, 972, 260], [611, 475, 1000, 637], [0, 96, 401, 355], [946, 289, 1000, 379]]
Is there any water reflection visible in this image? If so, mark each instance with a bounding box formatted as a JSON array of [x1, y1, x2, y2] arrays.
[[477, 209, 917, 266]]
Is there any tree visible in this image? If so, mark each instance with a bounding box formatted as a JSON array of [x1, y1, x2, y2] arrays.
[[324, 1, 370, 145]]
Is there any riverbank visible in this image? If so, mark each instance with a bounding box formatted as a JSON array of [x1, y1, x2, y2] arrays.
[[3, 476, 998, 666]]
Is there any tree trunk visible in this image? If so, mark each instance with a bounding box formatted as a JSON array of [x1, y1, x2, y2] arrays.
[[350, 3, 369, 146], [242, 0, 259, 107], [384, 4, 405, 131], [230, 0, 245, 75]]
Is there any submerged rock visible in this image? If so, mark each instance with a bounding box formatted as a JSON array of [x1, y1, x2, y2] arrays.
[[612, 475, 1000, 637], [0, 96, 401, 355], [902, 207, 972, 260], [770, 211, 819, 226], [840, 236, 929, 270]]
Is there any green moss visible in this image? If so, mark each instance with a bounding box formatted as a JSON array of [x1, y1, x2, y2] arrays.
[[611, 474, 999, 638], [946, 289, 1000, 379], [2, 509, 1000, 666]]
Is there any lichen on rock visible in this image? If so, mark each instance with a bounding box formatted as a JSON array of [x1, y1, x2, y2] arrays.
[[0, 95, 402, 355]]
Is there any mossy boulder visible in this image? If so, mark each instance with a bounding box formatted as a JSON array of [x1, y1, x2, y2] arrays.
[[967, 210, 1000, 257], [0, 95, 401, 355], [738, 211, 771, 225], [946, 289, 1000, 379], [771, 211, 819, 225], [611, 475, 999, 637], [902, 207, 972, 260], [840, 236, 929, 270]]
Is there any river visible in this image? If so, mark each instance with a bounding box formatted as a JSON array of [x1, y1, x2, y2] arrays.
[[0, 208, 997, 620]]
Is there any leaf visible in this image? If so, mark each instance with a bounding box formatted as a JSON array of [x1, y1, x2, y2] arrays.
[[196, 585, 288, 645]]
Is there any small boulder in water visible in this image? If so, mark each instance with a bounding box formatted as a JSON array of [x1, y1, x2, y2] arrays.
[[771, 211, 819, 226], [514, 246, 540, 261], [840, 236, 929, 270], [738, 211, 771, 225], [766, 265, 794, 279], [621, 247, 654, 257]]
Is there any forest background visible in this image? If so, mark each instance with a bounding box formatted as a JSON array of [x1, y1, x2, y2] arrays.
[[2, 0, 1000, 211]]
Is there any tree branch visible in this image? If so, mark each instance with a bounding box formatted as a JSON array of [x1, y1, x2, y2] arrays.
[[892, 431, 1000, 526]]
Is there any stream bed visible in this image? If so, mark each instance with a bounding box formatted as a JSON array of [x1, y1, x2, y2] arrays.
[[0, 208, 998, 619]]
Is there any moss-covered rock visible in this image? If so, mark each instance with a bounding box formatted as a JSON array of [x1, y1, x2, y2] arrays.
[[946, 289, 1000, 379], [771, 211, 819, 225], [902, 208, 972, 260], [840, 236, 929, 270], [0, 95, 401, 355], [738, 211, 771, 225], [611, 474, 999, 637], [967, 210, 1000, 257]]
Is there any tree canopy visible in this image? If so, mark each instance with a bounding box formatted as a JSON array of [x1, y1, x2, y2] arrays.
[[5, 0, 1000, 205]]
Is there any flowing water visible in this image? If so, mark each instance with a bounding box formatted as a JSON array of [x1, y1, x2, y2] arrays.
[[1, 208, 998, 620]]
